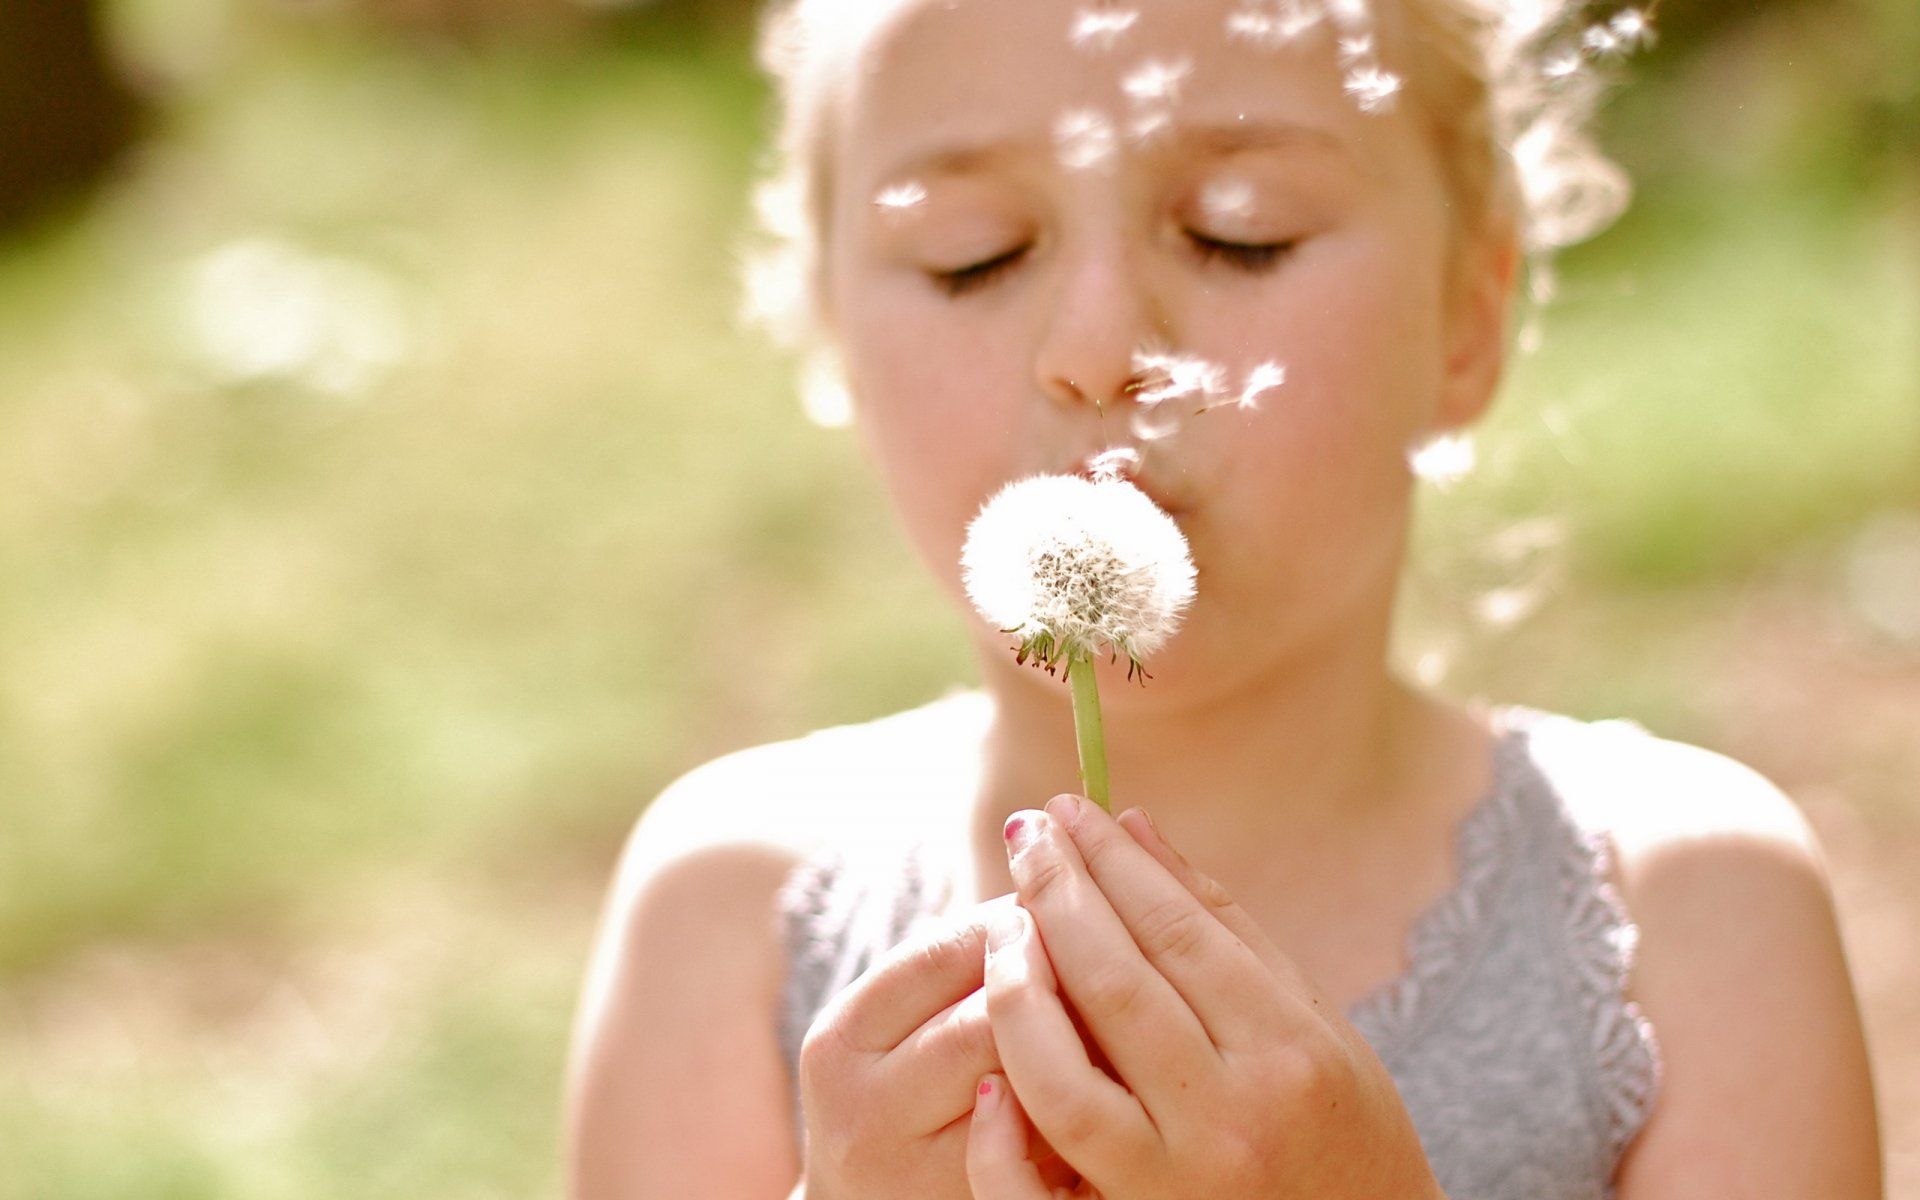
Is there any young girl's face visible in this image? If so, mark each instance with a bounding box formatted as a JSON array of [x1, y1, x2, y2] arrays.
[[823, 0, 1511, 695]]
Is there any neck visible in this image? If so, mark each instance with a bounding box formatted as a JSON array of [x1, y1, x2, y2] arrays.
[[966, 616, 1485, 902]]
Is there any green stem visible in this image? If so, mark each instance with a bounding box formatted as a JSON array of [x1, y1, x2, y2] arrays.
[[1066, 652, 1111, 811]]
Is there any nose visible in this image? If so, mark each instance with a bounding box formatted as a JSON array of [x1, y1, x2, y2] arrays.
[[1033, 233, 1166, 412]]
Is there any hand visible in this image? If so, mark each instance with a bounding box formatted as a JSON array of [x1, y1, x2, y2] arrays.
[[794, 896, 1010, 1200], [967, 795, 1444, 1199]]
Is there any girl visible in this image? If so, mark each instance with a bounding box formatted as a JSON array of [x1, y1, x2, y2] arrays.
[[566, 0, 1883, 1195]]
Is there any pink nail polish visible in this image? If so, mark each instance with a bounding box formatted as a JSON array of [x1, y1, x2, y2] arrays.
[[979, 1078, 994, 1097], [1004, 812, 1040, 856]]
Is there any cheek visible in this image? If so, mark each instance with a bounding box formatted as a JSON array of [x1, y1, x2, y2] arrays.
[[841, 296, 1023, 592]]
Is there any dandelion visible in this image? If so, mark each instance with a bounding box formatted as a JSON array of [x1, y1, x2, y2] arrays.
[[961, 474, 1196, 808]]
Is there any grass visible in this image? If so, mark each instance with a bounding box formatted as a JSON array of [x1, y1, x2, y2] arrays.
[[0, 10, 1912, 1196]]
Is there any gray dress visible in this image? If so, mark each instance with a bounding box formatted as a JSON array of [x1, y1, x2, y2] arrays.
[[776, 712, 1662, 1199]]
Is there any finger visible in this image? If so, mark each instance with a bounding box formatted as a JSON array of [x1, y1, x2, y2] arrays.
[[1114, 806, 1307, 982], [1003, 804, 1213, 1088], [822, 894, 1018, 1053], [984, 901, 1153, 1183], [966, 1075, 1068, 1200], [879, 986, 1001, 1133], [1037, 797, 1296, 1051]]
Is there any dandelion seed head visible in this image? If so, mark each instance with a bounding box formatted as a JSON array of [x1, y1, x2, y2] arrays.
[[1131, 349, 1229, 408], [1086, 445, 1142, 482], [1055, 109, 1120, 172], [1337, 33, 1374, 62], [1069, 7, 1139, 51], [962, 474, 1196, 667], [1224, 1, 1321, 47], [1344, 66, 1402, 113], [1237, 361, 1286, 408], [1121, 57, 1192, 105]]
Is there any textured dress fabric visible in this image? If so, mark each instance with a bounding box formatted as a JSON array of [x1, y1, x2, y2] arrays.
[[775, 711, 1662, 1200]]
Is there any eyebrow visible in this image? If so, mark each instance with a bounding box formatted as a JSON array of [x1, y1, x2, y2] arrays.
[[875, 118, 1354, 186]]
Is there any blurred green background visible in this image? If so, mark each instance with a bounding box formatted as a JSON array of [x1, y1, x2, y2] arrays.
[[0, 0, 1914, 1196]]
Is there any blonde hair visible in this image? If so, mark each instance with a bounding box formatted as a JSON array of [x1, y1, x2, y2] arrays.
[[744, 0, 1642, 350]]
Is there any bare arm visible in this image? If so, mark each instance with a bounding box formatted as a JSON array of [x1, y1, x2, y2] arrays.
[[565, 811, 803, 1199], [1612, 754, 1881, 1198]]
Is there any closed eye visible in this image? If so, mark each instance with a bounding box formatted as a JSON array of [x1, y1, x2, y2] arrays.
[[1189, 233, 1294, 273], [930, 245, 1029, 296]]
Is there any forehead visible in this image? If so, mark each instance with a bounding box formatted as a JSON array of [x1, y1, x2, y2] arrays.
[[836, 0, 1417, 186]]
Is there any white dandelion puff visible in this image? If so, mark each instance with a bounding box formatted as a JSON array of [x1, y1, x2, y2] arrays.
[[1344, 65, 1402, 112], [1235, 360, 1287, 410], [1070, 7, 1140, 51], [1055, 109, 1120, 172], [1131, 348, 1230, 409], [1121, 57, 1192, 105], [1337, 33, 1374, 62], [1086, 445, 1143, 482], [873, 181, 928, 215], [962, 474, 1196, 671]]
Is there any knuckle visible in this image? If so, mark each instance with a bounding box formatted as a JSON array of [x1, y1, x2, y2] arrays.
[[1021, 850, 1077, 908], [1077, 956, 1150, 1023], [1132, 895, 1211, 963], [1191, 868, 1235, 912], [1036, 1085, 1109, 1152]]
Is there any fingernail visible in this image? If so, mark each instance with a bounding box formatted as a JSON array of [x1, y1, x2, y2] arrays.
[[1003, 812, 1038, 855], [1049, 793, 1081, 824], [986, 906, 1027, 954], [975, 1074, 1001, 1114]]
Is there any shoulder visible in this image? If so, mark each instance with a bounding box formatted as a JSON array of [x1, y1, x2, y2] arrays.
[[1517, 711, 1822, 878], [1517, 713, 1880, 1196], [629, 689, 990, 879], [565, 693, 990, 1194]]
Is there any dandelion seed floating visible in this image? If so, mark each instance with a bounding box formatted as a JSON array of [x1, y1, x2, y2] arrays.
[[961, 474, 1196, 809]]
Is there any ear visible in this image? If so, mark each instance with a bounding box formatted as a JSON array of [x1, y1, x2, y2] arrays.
[[1434, 220, 1521, 431]]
